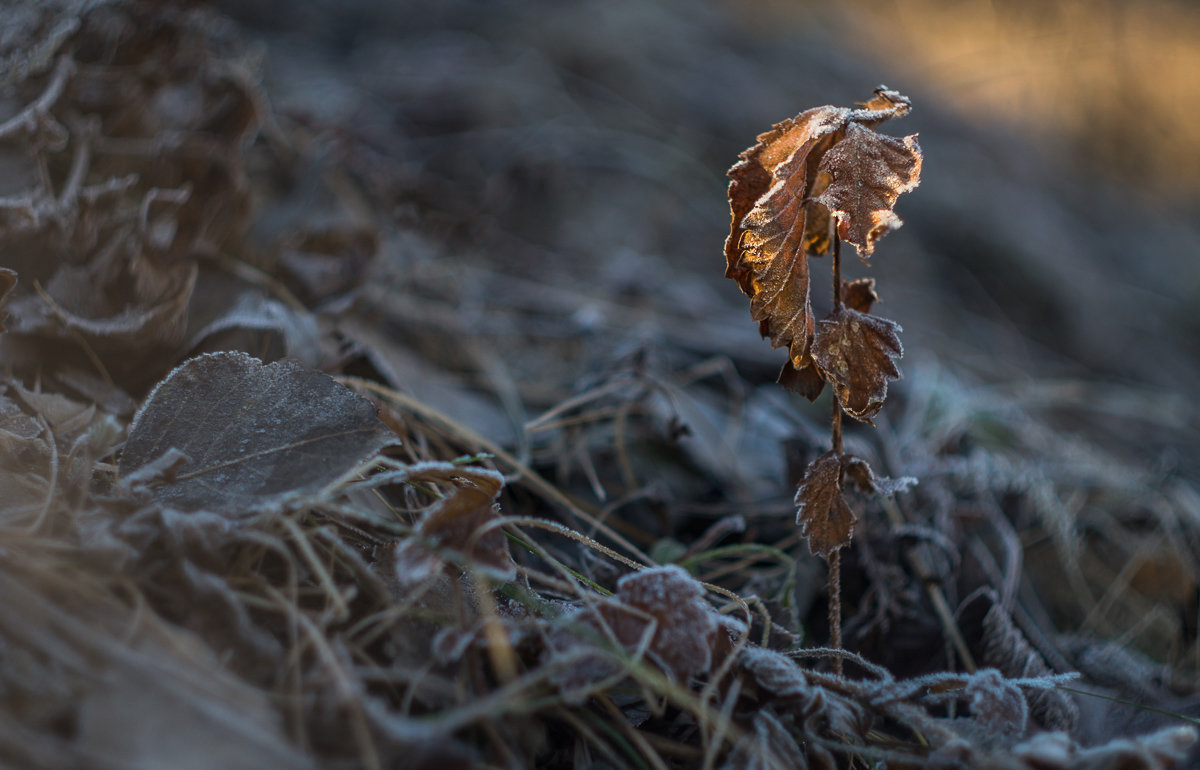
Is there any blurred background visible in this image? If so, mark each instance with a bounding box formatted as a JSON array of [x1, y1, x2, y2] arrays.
[[213, 0, 1200, 470]]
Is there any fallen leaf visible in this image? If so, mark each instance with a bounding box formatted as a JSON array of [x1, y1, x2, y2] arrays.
[[964, 668, 1028, 737], [547, 565, 736, 693], [794, 450, 856, 557], [603, 565, 722, 683], [118, 352, 395, 516], [811, 308, 902, 422], [392, 463, 514, 583]]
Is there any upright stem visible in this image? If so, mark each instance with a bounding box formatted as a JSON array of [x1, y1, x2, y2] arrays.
[[831, 229, 843, 310], [831, 230, 844, 455], [829, 230, 844, 674], [828, 549, 842, 674]]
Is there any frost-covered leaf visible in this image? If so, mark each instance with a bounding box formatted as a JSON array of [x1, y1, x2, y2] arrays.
[[815, 122, 922, 258], [185, 285, 324, 367], [811, 308, 902, 422], [720, 710, 806, 770], [736, 649, 867, 753], [0, 383, 112, 526], [842, 455, 917, 497], [795, 450, 856, 557], [777, 357, 826, 401], [725, 106, 843, 367], [392, 464, 514, 583], [724, 88, 918, 373], [118, 352, 395, 516], [841, 278, 878, 314], [963, 590, 1079, 731], [605, 565, 720, 682], [548, 565, 726, 691], [964, 668, 1028, 737], [738, 646, 813, 702]]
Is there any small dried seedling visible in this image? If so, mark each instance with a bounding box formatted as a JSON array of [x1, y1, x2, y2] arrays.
[[725, 87, 922, 666]]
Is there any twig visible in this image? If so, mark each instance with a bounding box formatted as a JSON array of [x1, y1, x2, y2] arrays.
[[0, 56, 73, 141]]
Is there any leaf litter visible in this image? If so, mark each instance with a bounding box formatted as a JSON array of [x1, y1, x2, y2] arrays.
[[0, 1, 1197, 769]]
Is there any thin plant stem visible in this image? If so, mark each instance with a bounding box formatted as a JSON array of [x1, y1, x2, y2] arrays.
[[831, 228, 843, 309], [828, 549, 843, 675], [830, 229, 845, 455], [828, 230, 846, 674]]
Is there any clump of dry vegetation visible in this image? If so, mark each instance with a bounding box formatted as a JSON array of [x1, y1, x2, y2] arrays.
[[1, 1, 1198, 769]]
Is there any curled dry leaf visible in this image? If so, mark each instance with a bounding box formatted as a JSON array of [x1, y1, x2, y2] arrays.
[[118, 352, 395, 516], [842, 455, 917, 497], [391, 464, 514, 584], [841, 277, 879, 314], [725, 88, 918, 367], [814, 122, 922, 258], [777, 357, 826, 401], [725, 107, 843, 367], [811, 308, 902, 422], [795, 450, 857, 557]]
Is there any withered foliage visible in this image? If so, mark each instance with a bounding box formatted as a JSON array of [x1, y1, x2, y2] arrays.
[[727, 89, 919, 562], [391, 463, 514, 584], [0, 0, 343, 399], [0, 3, 1197, 770], [811, 308, 903, 422], [119, 352, 396, 515], [794, 450, 858, 558], [725, 88, 919, 380]]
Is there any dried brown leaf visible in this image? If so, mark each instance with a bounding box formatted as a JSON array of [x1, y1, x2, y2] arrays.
[[794, 450, 856, 557], [118, 352, 395, 516], [548, 565, 731, 692], [811, 308, 902, 422], [841, 278, 878, 314], [964, 668, 1028, 737], [392, 464, 514, 583], [814, 122, 922, 258], [777, 357, 825, 401], [842, 455, 917, 497], [854, 87, 913, 117], [725, 106, 845, 365], [725, 89, 918, 370], [602, 565, 721, 683]]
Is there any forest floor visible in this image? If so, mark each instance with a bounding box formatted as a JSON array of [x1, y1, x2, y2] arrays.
[[1, 1, 1199, 768]]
